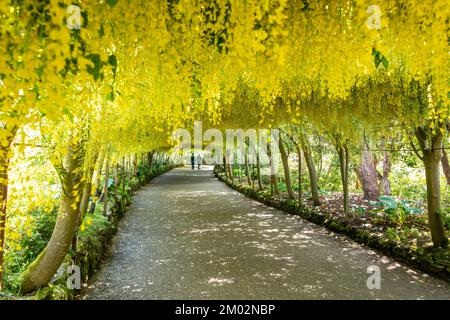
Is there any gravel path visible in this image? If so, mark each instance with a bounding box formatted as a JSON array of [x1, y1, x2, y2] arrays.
[[79, 167, 450, 300]]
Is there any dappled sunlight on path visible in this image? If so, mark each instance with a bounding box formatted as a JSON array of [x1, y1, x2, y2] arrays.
[[80, 167, 450, 300]]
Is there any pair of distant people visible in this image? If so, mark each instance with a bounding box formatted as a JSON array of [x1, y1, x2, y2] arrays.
[[191, 153, 202, 170]]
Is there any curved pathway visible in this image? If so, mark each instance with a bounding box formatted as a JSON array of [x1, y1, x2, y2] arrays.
[[80, 167, 450, 299]]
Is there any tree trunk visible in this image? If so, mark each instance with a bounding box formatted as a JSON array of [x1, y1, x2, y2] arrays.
[[114, 163, 119, 200], [379, 151, 392, 195], [237, 150, 242, 184], [95, 151, 106, 195], [336, 142, 350, 217], [278, 134, 294, 199], [226, 150, 233, 180], [133, 154, 138, 177], [77, 154, 98, 227], [147, 152, 154, 169], [252, 164, 256, 189], [416, 129, 448, 248], [122, 157, 126, 193], [244, 152, 252, 185], [89, 151, 106, 214], [442, 149, 450, 186], [0, 131, 15, 290], [268, 148, 280, 196], [103, 158, 110, 216], [72, 151, 99, 255], [256, 149, 263, 189], [20, 140, 86, 293], [222, 154, 228, 178], [127, 156, 131, 179], [301, 136, 321, 206], [356, 147, 380, 201], [0, 153, 9, 291], [250, 148, 256, 189], [0, 127, 17, 291], [316, 135, 324, 179], [297, 145, 302, 208]]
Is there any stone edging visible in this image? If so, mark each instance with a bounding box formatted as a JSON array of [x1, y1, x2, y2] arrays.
[[27, 164, 178, 300], [215, 170, 450, 283]]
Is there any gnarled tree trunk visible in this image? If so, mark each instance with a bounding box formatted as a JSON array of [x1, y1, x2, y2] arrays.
[[133, 154, 138, 177], [442, 149, 450, 186], [0, 154, 9, 291], [0, 128, 16, 290], [122, 157, 126, 194], [226, 150, 234, 181], [355, 147, 380, 201], [147, 152, 154, 169], [89, 151, 106, 214], [297, 145, 302, 208], [222, 154, 228, 178], [256, 149, 263, 189], [301, 135, 320, 206], [415, 128, 448, 248], [278, 134, 294, 199], [244, 152, 252, 185], [103, 158, 110, 216], [379, 151, 392, 195], [268, 146, 280, 196], [72, 150, 100, 256], [336, 141, 350, 217], [113, 163, 119, 200], [20, 139, 86, 293], [78, 152, 99, 227]]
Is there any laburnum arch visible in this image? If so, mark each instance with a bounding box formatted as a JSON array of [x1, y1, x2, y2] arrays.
[[0, 0, 447, 293]]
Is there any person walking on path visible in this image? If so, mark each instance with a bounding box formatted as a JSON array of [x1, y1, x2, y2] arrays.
[[197, 153, 202, 170], [191, 152, 195, 170]]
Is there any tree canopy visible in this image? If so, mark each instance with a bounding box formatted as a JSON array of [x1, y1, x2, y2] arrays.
[[0, 0, 448, 293]]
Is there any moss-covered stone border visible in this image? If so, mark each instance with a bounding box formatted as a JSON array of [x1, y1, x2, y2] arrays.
[[25, 164, 178, 300], [215, 170, 450, 283]]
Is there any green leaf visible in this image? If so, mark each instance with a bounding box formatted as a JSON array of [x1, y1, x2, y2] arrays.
[[409, 207, 423, 215], [86, 53, 102, 81], [108, 54, 118, 77], [98, 23, 105, 38], [381, 56, 389, 69], [372, 48, 388, 69], [108, 54, 117, 69], [62, 106, 74, 122], [106, 91, 115, 102], [378, 196, 397, 209], [106, 0, 118, 8], [374, 54, 382, 68], [399, 200, 422, 215], [108, 54, 117, 66]]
